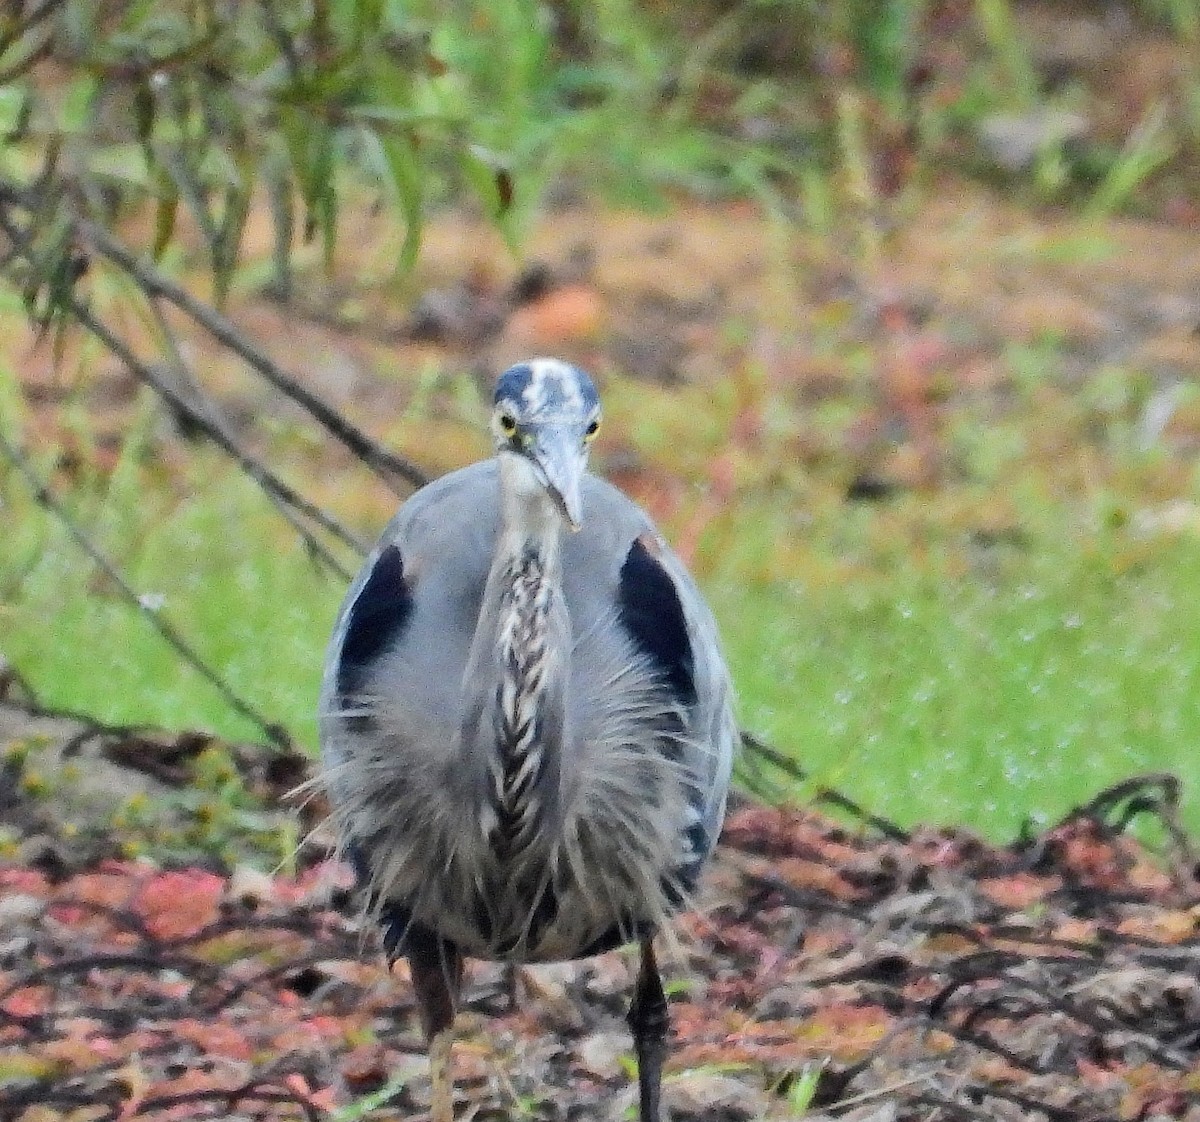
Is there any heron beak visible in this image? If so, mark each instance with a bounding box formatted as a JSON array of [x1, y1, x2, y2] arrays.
[[529, 427, 585, 531]]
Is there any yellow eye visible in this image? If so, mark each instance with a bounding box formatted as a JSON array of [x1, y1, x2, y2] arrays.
[[498, 412, 518, 436], [584, 417, 601, 442]]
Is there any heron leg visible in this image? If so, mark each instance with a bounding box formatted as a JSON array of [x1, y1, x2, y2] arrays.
[[627, 937, 669, 1122], [408, 937, 464, 1122], [504, 963, 520, 1012]]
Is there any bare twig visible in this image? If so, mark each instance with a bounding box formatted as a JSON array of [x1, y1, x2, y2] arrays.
[[739, 730, 808, 785], [1039, 772, 1199, 887], [826, 1075, 930, 1114], [0, 430, 292, 748], [145, 294, 367, 571], [157, 148, 219, 250], [0, 197, 365, 573], [83, 299, 361, 576], [0, 181, 427, 491], [740, 731, 910, 841], [0, 0, 68, 57], [0, 22, 54, 85], [73, 215, 429, 492]]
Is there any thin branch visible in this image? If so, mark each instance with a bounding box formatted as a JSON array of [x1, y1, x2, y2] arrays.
[[0, 195, 366, 572], [73, 214, 429, 492], [0, 22, 54, 84], [740, 731, 911, 841], [0, 430, 292, 748], [145, 293, 366, 570], [740, 729, 809, 783], [0, 0, 68, 57], [825, 1075, 931, 1114], [79, 296, 361, 576], [257, 0, 305, 78], [157, 148, 219, 250], [815, 786, 911, 842]]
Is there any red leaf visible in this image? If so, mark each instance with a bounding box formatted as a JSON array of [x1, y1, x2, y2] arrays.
[[132, 871, 224, 939]]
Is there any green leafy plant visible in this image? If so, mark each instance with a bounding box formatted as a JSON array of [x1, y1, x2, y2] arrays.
[[1085, 103, 1177, 218], [973, 0, 1039, 108], [331, 1072, 411, 1121], [782, 1060, 827, 1115]]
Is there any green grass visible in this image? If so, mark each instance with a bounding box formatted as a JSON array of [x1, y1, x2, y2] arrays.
[[5, 406, 1200, 841], [1, 441, 343, 749], [713, 522, 1200, 839]]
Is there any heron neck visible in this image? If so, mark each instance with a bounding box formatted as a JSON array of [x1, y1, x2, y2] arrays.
[[494, 455, 566, 594], [464, 462, 569, 857]]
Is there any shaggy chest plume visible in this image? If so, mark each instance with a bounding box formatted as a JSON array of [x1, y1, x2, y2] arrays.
[[487, 548, 553, 862]]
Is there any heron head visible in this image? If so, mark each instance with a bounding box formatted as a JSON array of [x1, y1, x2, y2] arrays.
[[492, 359, 601, 531]]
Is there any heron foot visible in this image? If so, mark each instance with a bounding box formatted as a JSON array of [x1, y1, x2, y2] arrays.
[[428, 1027, 455, 1122]]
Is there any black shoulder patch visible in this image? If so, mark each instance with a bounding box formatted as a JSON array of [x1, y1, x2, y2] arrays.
[[617, 537, 696, 707], [336, 544, 413, 703]]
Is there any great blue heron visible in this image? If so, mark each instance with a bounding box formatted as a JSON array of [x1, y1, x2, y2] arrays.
[[319, 358, 736, 1122]]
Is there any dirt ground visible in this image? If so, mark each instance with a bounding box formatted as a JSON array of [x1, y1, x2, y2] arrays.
[[2, 693, 1199, 1121]]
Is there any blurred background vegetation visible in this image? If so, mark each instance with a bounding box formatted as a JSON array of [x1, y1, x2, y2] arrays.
[[2, 0, 1200, 842]]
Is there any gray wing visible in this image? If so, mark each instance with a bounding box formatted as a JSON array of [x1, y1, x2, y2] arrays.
[[559, 478, 737, 878], [639, 531, 738, 864], [318, 462, 501, 801], [319, 461, 736, 879]]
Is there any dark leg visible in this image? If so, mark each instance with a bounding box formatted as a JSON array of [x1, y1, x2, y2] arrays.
[[627, 938, 669, 1122], [504, 963, 520, 1013], [407, 936, 464, 1122]]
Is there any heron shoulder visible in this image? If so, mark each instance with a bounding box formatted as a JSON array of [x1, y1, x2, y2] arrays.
[[354, 460, 722, 711], [325, 457, 731, 742], [334, 543, 412, 704], [615, 534, 696, 708]]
